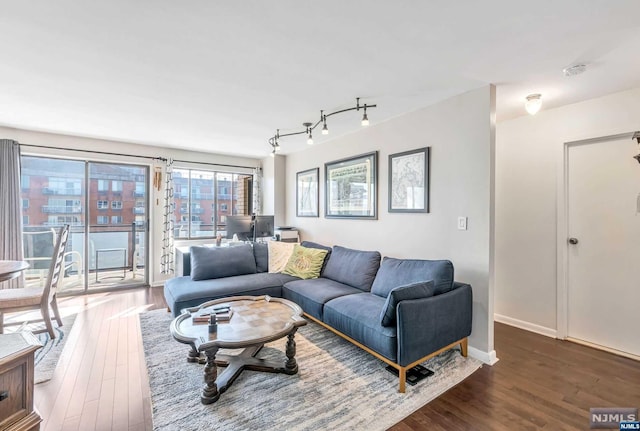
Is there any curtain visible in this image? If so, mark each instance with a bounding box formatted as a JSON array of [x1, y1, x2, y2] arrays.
[[0, 140, 24, 289], [253, 167, 262, 215], [160, 158, 175, 274]]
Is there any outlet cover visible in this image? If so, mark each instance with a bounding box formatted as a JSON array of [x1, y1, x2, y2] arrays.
[[457, 217, 468, 230]]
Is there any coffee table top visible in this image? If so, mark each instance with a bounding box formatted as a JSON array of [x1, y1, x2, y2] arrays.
[[170, 295, 307, 351]]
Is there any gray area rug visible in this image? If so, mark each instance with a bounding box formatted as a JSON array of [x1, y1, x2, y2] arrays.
[[31, 314, 77, 384], [140, 309, 481, 431]]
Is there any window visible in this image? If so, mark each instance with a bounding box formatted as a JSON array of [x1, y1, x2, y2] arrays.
[[98, 180, 109, 192], [23, 215, 29, 226], [48, 177, 82, 195], [97, 200, 108, 209], [172, 169, 252, 239], [21, 175, 30, 189], [111, 180, 123, 193], [22, 199, 29, 209], [97, 216, 109, 224], [135, 182, 145, 196], [111, 216, 123, 224], [111, 201, 122, 210], [135, 215, 145, 227]]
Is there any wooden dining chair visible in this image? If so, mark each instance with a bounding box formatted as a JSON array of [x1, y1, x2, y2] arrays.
[[0, 224, 70, 338]]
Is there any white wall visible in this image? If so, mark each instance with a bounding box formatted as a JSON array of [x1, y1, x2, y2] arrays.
[[0, 125, 260, 286], [261, 154, 287, 226], [284, 86, 496, 358], [495, 87, 640, 334]]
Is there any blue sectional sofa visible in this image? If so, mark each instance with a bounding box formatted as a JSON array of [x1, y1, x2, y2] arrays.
[[164, 241, 473, 392]]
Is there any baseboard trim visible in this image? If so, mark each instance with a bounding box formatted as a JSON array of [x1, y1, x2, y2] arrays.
[[468, 347, 498, 365], [150, 281, 164, 288], [494, 313, 557, 339]]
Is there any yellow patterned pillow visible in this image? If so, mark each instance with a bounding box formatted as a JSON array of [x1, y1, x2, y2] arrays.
[[282, 244, 328, 279], [268, 241, 296, 273]]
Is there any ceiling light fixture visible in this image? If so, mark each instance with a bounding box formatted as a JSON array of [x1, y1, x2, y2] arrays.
[[361, 106, 369, 126], [525, 94, 542, 115], [321, 111, 329, 135], [633, 131, 640, 164], [304, 122, 314, 145], [267, 97, 377, 153]]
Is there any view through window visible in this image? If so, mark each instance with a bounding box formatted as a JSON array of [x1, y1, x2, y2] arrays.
[[21, 156, 149, 293], [172, 168, 253, 239]]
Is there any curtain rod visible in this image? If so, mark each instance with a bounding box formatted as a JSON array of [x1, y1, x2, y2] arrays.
[[19, 143, 257, 170]]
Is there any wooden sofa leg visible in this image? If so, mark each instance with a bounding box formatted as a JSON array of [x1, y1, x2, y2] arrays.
[[398, 367, 406, 393], [167, 307, 171, 313], [460, 338, 468, 357]]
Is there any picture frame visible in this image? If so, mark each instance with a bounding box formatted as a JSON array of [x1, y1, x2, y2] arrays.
[[296, 168, 319, 217], [388, 147, 430, 213], [325, 151, 377, 219]]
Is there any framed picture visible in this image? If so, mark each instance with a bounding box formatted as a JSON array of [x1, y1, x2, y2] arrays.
[[296, 168, 319, 217], [388, 147, 430, 213], [325, 151, 377, 219]]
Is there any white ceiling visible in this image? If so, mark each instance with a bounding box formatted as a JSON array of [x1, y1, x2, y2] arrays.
[[1, 1, 639, 158]]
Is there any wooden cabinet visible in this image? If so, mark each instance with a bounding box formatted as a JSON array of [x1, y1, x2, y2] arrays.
[[0, 332, 42, 431]]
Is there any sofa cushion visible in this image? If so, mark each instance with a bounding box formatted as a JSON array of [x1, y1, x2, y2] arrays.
[[164, 272, 300, 317], [321, 246, 381, 292], [282, 278, 362, 320], [253, 242, 269, 273], [323, 293, 397, 361], [370, 257, 454, 297], [190, 244, 257, 281], [282, 245, 328, 280], [300, 241, 332, 275], [268, 241, 296, 273], [380, 281, 435, 327]]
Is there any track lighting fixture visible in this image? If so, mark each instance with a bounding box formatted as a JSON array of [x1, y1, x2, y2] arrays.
[[267, 97, 377, 153], [361, 106, 369, 126], [321, 111, 329, 135], [633, 131, 640, 164], [304, 122, 313, 145]]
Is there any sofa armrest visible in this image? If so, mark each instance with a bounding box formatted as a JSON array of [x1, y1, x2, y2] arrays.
[[396, 282, 472, 366]]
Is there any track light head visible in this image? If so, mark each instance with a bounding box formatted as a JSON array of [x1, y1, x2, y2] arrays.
[[270, 149, 276, 157], [322, 121, 329, 135], [633, 131, 640, 144], [361, 111, 369, 126]]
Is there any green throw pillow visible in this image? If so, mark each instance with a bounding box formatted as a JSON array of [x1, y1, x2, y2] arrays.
[[282, 244, 328, 280]]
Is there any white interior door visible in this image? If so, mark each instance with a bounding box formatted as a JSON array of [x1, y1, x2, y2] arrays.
[[567, 137, 640, 357]]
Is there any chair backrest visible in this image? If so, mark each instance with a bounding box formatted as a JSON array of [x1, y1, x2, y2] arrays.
[[23, 228, 57, 270], [43, 225, 70, 303]]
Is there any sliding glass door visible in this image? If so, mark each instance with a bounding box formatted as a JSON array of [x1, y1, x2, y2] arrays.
[[21, 156, 149, 293]]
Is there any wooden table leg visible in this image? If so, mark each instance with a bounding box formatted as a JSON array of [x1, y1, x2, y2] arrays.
[[187, 346, 205, 364], [201, 347, 220, 404], [284, 330, 298, 374]]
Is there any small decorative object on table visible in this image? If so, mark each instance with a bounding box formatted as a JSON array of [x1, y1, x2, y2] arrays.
[[208, 314, 217, 333]]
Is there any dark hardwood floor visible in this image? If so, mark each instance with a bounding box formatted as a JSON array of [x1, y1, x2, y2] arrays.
[[32, 287, 640, 430]]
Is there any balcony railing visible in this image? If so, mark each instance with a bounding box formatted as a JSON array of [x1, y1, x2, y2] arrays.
[[191, 193, 213, 200], [42, 206, 82, 214], [42, 188, 82, 196]]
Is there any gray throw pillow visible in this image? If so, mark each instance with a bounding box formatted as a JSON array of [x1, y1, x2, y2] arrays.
[[190, 244, 257, 281], [380, 280, 435, 327], [322, 245, 381, 291]]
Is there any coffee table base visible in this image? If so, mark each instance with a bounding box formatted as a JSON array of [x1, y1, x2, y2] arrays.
[[199, 332, 299, 405]]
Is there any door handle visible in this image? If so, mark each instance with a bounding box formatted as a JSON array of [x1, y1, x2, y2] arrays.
[[568, 237, 579, 245]]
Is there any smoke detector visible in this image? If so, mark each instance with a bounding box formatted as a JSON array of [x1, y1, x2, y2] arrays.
[[563, 64, 587, 77]]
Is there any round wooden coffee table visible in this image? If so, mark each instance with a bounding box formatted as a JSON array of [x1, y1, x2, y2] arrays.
[[170, 295, 307, 404]]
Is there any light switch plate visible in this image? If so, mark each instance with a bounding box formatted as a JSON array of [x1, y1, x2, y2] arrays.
[[457, 217, 468, 230]]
